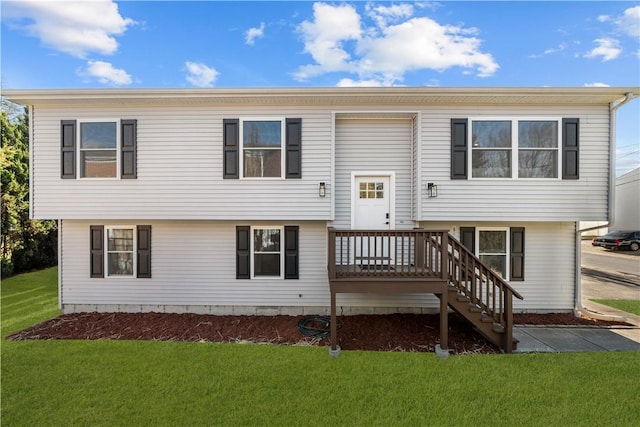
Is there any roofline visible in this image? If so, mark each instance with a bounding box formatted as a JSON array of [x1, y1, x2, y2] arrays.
[[3, 86, 639, 106]]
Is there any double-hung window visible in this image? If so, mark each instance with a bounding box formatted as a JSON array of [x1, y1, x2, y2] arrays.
[[223, 118, 301, 180], [61, 119, 137, 179], [477, 228, 509, 279], [106, 226, 135, 276], [252, 227, 283, 277], [241, 119, 285, 178], [470, 119, 560, 179], [80, 121, 118, 178], [460, 226, 525, 281], [90, 225, 151, 278], [236, 225, 299, 280]]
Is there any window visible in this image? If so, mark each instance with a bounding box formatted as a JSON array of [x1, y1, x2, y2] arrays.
[[81, 122, 117, 178], [90, 225, 151, 278], [470, 119, 560, 179], [236, 225, 299, 279], [359, 181, 384, 199], [60, 119, 137, 179], [478, 229, 508, 279], [241, 120, 284, 178], [223, 118, 301, 180], [252, 227, 282, 277], [106, 227, 135, 276], [459, 226, 525, 281]]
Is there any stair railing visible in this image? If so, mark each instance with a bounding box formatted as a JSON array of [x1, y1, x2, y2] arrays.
[[446, 234, 524, 351]]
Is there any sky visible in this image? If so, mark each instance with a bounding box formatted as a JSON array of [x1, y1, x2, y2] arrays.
[[1, 0, 639, 175]]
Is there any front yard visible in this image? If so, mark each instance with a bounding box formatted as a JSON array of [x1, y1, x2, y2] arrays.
[[2, 268, 638, 426]]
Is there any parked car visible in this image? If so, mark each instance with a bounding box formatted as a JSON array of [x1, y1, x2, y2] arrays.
[[592, 231, 640, 251]]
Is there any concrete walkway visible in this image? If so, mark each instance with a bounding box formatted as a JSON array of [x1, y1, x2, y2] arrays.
[[514, 326, 640, 353]]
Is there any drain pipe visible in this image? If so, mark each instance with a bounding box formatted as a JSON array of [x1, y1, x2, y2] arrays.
[[574, 92, 637, 321]]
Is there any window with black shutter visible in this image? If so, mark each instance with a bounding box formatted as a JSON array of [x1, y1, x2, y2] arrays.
[[224, 118, 301, 179], [61, 119, 137, 179], [90, 225, 151, 278], [236, 225, 299, 279]]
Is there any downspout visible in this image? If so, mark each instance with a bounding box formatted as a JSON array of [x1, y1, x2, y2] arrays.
[[574, 92, 637, 320]]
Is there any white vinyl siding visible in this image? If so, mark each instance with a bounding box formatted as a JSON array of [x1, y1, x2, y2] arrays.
[[31, 106, 332, 220], [60, 220, 459, 313], [419, 105, 610, 222], [334, 118, 415, 229]]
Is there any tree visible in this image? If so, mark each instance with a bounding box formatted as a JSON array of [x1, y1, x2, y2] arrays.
[[1, 100, 57, 276]]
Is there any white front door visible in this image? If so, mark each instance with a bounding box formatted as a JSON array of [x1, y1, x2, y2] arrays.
[[353, 175, 393, 267], [353, 176, 391, 230]]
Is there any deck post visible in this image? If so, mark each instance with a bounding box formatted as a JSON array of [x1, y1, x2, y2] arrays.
[[503, 289, 514, 353], [329, 290, 341, 357], [439, 289, 448, 350]]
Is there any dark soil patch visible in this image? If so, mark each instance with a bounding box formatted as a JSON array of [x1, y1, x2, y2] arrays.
[[6, 311, 631, 355]]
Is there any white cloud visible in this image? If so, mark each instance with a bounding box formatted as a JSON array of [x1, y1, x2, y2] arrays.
[[295, 2, 498, 85], [245, 22, 265, 45], [597, 15, 610, 23], [615, 6, 640, 37], [296, 2, 362, 79], [2, 0, 135, 58], [366, 3, 414, 28], [184, 61, 219, 87], [583, 82, 611, 87], [585, 38, 621, 61], [81, 60, 132, 85], [337, 77, 395, 87]]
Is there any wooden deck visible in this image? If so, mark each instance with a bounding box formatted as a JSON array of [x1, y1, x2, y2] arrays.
[[327, 228, 524, 354]]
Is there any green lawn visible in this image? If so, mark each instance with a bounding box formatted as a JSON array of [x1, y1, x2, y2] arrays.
[[590, 299, 640, 316], [2, 268, 639, 426]]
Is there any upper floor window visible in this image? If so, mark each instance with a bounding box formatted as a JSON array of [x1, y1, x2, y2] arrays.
[[80, 121, 118, 178], [241, 120, 284, 178], [223, 118, 301, 180], [60, 119, 137, 180], [471, 119, 559, 179]]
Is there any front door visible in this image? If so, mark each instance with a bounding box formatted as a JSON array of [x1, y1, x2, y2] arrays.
[[353, 175, 393, 267], [353, 176, 391, 230]]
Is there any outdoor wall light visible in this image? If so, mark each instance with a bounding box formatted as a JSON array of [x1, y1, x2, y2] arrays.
[[319, 182, 326, 197], [427, 182, 438, 198]]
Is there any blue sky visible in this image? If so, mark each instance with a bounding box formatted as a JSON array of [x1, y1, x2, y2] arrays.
[[2, 1, 639, 174]]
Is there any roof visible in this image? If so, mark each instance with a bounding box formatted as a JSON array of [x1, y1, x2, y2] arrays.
[[3, 86, 639, 107]]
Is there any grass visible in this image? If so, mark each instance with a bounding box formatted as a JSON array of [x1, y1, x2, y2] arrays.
[[591, 299, 640, 316], [2, 268, 640, 426]]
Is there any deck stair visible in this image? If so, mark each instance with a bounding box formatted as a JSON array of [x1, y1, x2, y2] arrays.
[[328, 228, 523, 353]]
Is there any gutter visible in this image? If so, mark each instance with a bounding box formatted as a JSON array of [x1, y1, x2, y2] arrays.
[[574, 92, 637, 321]]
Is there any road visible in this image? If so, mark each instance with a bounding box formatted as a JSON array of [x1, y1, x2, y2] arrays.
[[581, 240, 639, 287], [580, 240, 640, 326]]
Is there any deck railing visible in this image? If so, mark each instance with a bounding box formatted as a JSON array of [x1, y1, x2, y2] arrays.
[[327, 228, 449, 280]]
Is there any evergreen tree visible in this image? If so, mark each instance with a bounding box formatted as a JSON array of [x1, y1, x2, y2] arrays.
[[1, 101, 57, 276]]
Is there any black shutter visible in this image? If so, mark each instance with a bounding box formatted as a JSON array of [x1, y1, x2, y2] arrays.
[[90, 225, 104, 278], [284, 226, 299, 279], [121, 119, 137, 179], [236, 226, 250, 279], [510, 227, 525, 281], [460, 227, 476, 253], [224, 119, 239, 179], [137, 225, 151, 278], [451, 119, 468, 180], [562, 118, 579, 180], [285, 118, 302, 179], [61, 120, 76, 179]]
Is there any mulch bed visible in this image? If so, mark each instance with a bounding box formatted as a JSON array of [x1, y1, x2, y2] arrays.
[[6, 311, 631, 355]]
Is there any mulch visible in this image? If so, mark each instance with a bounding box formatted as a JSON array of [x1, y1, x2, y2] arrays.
[[6, 311, 631, 355]]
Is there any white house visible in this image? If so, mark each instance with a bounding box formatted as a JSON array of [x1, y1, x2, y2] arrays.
[[614, 167, 640, 231], [5, 87, 638, 352]]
